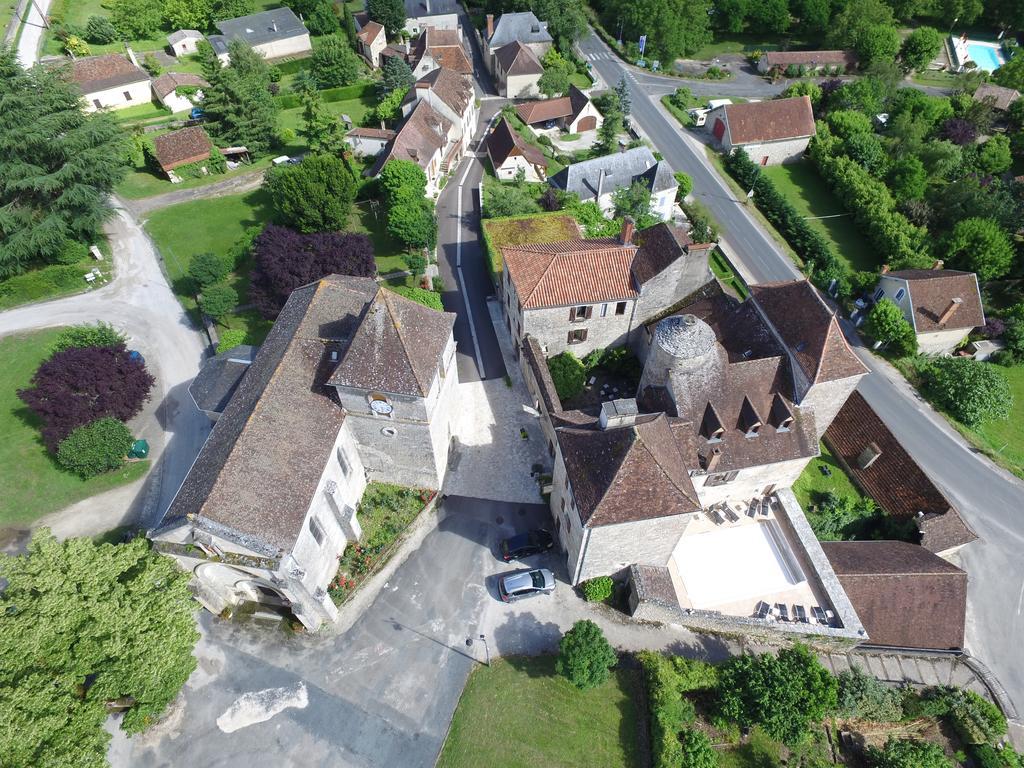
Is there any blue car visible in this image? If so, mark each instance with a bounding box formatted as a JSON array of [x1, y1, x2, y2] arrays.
[[128, 350, 145, 365], [189, 107, 205, 120]]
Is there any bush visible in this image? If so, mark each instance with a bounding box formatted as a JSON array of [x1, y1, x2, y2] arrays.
[[85, 15, 118, 43], [864, 299, 917, 356], [670, 656, 718, 692], [674, 171, 692, 200], [56, 417, 133, 478], [51, 322, 125, 354], [679, 199, 718, 244], [581, 575, 613, 602], [188, 252, 231, 288], [679, 729, 716, 768], [638, 651, 692, 768], [265, 154, 356, 234], [555, 619, 617, 690], [945, 688, 1007, 746], [547, 351, 585, 401], [386, 284, 443, 311], [836, 666, 902, 721], [902, 687, 951, 720], [867, 737, 954, 768], [215, 328, 249, 353], [310, 35, 362, 88], [199, 282, 239, 322], [54, 240, 89, 265], [920, 357, 1012, 428], [388, 198, 437, 251]]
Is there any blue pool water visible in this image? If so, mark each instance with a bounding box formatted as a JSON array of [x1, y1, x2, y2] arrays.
[[967, 43, 1005, 73]]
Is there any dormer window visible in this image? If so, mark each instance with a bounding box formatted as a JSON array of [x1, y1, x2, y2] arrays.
[[739, 396, 762, 438], [769, 394, 794, 432], [700, 403, 725, 442], [367, 392, 393, 417]]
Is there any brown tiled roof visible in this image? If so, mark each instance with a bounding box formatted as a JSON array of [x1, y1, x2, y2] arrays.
[[424, 26, 472, 73], [502, 237, 638, 308], [822, 541, 966, 650], [886, 269, 985, 333], [69, 54, 149, 93], [151, 71, 208, 99], [721, 96, 816, 144], [412, 66, 473, 115], [517, 96, 573, 124], [558, 413, 700, 527], [762, 50, 857, 67], [152, 126, 213, 171], [495, 40, 543, 76], [357, 20, 384, 44], [631, 223, 694, 285], [823, 390, 977, 553], [973, 82, 1021, 112], [372, 99, 451, 174], [347, 127, 397, 139], [328, 288, 454, 396], [750, 280, 867, 384], [485, 117, 548, 169]]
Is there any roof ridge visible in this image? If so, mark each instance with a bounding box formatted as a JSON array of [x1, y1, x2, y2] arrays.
[[633, 422, 694, 503], [378, 287, 430, 395], [588, 426, 640, 515]]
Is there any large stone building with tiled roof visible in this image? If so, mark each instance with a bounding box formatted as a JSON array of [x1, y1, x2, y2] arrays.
[[706, 95, 817, 165], [402, 67, 477, 168], [152, 276, 459, 629]]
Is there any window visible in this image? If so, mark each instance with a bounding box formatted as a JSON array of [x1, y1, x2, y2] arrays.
[[123, 91, 133, 101], [336, 447, 350, 478], [569, 305, 591, 322], [872, 287, 884, 302], [308, 516, 325, 546], [600, 303, 608, 317], [894, 288, 906, 301], [615, 301, 627, 316], [567, 328, 588, 344], [705, 470, 739, 487]]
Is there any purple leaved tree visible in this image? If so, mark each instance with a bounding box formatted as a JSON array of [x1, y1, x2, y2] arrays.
[[940, 118, 977, 146], [18, 343, 155, 451], [249, 224, 377, 318]]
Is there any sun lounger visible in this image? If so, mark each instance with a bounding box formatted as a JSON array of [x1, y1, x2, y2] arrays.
[[723, 505, 739, 523], [753, 601, 770, 619], [706, 508, 724, 525], [759, 498, 770, 517], [811, 606, 828, 625], [793, 605, 808, 623], [774, 603, 789, 621], [747, 499, 759, 517]]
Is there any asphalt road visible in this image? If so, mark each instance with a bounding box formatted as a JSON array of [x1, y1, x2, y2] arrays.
[[579, 29, 1024, 715]]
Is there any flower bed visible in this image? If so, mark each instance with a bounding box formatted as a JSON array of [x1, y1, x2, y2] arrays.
[[327, 483, 435, 605]]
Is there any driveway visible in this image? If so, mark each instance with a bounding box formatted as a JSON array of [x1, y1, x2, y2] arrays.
[[123, 169, 267, 217], [579, 27, 1024, 715]]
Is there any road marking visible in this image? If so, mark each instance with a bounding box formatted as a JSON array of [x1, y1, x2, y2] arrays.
[[454, 178, 486, 376], [459, 162, 472, 187]]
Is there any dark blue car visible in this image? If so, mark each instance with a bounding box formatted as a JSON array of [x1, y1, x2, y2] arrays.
[[500, 530, 554, 562]]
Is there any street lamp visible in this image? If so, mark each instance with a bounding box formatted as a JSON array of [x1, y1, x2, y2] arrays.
[[465, 634, 491, 666]]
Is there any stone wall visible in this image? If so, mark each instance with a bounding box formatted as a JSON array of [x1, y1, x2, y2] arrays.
[[801, 375, 862, 441], [690, 455, 811, 508], [736, 137, 811, 166], [632, 247, 714, 329], [522, 300, 637, 358]]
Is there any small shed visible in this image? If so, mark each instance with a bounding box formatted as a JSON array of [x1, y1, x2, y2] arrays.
[[168, 29, 205, 57], [152, 126, 214, 180]]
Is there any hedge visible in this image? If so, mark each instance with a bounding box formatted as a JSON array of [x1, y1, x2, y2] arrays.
[[638, 651, 696, 768], [386, 284, 444, 311], [274, 81, 376, 110]]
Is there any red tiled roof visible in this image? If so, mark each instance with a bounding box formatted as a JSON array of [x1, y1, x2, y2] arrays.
[[721, 96, 816, 145], [152, 126, 213, 171], [485, 117, 547, 169], [68, 54, 149, 93], [423, 26, 472, 74], [357, 20, 384, 44], [151, 71, 208, 99], [516, 96, 573, 124], [347, 127, 397, 139], [502, 237, 638, 308], [886, 269, 985, 333]]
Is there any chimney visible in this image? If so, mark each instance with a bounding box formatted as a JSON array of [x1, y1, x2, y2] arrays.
[[125, 46, 140, 67], [881, 264, 890, 274], [272, 20, 278, 33], [620, 216, 635, 246], [705, 446, 723, 473], [932, 259, 944, 270], [938, 297, 963, 326], [599, 399, 638, 430], [596, 168, 606, 200], [486, 14, 494, 39], [856, 442, 882, 470]]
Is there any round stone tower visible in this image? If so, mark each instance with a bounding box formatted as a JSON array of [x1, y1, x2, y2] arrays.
[[639, 314, 722, 407]]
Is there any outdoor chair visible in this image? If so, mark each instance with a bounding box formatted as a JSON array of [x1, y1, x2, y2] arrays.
[[723, 505, 739, 523], [746, 499, 759, 517], [774, 603, 789, 621], [753, 601, 770, 619]]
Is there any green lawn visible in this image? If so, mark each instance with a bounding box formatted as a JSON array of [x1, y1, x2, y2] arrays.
[[279, 93, 377, 138], [958, 363, 1024, 480], [711, 248, 748, 298], [117, 154, 274, 200], [437, 656, 643, 768], [910, 69, 961, 87], [761, 162, 876, 273], [0, 329, 151, 526], [1, 0, 18, 34], [689, 33, 814, 61], [792, 441, 863, 509], [350, 203, 409, 275]]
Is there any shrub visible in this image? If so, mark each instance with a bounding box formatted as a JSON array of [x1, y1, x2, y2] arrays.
[[265, 153, 356, 234], [945, 688, 1007, 746], [679, 729, 716, 768], [920, 357, 1012, 427], [638, 651, 691, 768], [64, 35, 91, 57], [902, 687, 951, 720], [403, 253, 427, 275], [85, 15, 118, 43], [51, 322, 125, 354], [54, 240, 89, 265], [56, 417, 133, 478], [199, 282, 238, 322], [555, 619, 617, 690], [310, 35, 362, 88], [836, 666, 902, 721], [864, 299, 917, 356], [547, 351, 585, 401], [188, 252, 231, 288], [215, 328, 249, 353], [945, 217, 1016, 282], [386, 284, 443, 311], [867, 737, 954, 768], [670, 656, 718, 692], [581, 575, 613, 602], [679, 199, 718, 244], [674, 171, 692, 200]]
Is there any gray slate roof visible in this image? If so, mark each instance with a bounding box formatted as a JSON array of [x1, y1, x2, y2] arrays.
[[488, 11, 552, 48], [167, 29, 203, 45], [212, 7, 307, 53], [156, 276, 453, 553], [549, 147, 677, 202], [188, 345, 257, 415], [405, 0, 460, 16]]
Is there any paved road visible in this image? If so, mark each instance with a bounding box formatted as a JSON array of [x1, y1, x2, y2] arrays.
[[579, 28, 1024, 715], [14, 0, 49, 67]]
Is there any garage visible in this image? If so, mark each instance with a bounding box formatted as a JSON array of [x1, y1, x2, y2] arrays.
[[576, 115, 597, 132]]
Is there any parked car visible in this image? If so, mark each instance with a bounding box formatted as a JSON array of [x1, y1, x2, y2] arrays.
[[189, 107, 205, 120], [128, 350, 145, 365], [497, 568, 555, 602], [500, 529, 554, 561]]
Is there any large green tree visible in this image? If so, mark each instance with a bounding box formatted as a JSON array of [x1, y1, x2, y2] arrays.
[[922, 357, 1012, 427], [531, 0, 587, 50], [945, 217, 1016, 282], [826, 0, 895, 49], [200, 40, 280, 154], [864, 298, 917, 356], [284, 0, 340, 35], [856, 24, 901, 67], [163, 0, 213, 31], [109, 0, 163, 38], [0, 48, 127, 278], [300, 90, 347, 156], [311, 35, 362, 89], [381, 56, 414, 93], [388, 198, 437, 250], [539, 48, 573, 97], [993, 54, 1024, 94], [0, 532, 199, 767], [751, 0, 790, 35], [367, 0, 406, 37], [618, 0, 712, 63], [266, 153, 356, 233], [899, 26, 942, 73]]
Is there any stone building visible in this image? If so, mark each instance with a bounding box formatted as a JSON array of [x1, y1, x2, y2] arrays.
[[500, 219, 714, 358], [485, 117, 549, 182], [402, 67, 478, 164], [68, 53, 151, 112], [151, 71, 208, 114], [483, 11, 552, 73], [491, 40, 544, 98], [167, 29, 205, 56], [410, 26, 473, 78], [873, 267, 984, 355], [401, 0, 460, 35], [151, 276, 458, 630], [757, 50, 857, 75], [706, 96, 816, 166], [356, 20, 387, 68], [516, 85, 603, 134], [369, 99, 455, 195]]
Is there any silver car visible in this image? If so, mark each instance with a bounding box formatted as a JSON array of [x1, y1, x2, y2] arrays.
[[498, 568, 555, 602]]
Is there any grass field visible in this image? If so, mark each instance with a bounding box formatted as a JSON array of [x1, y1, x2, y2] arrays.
[[278, 93, 377, 137], [792, 441, 863, 509], [761, 162, 876, 273], [1, 0, 18, 35], [689, 33, 814, 61], [0, 329, 150, 526], [117, 154, 274, 200], [437, 656, 642, 768]]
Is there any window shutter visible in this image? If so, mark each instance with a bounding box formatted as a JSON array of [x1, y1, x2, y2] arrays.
[[585, 306, 593, 319], [568, 308, 576, 322], [567, 331, 574, 343], [580, 328, 588, 341]]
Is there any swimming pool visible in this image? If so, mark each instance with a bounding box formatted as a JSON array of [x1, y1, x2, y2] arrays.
[[966, 43, 1006, 73]]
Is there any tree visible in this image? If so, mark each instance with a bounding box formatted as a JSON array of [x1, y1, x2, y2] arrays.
[[547, 351, 585, 400], [717, 644, 838, 744], [311, 35, 362, 88], [856, 24, 901, 67], [367, 0, 405, 37], [826, 0, 895, 48], [483, 181, 542, 217], [531, 0, 587, 50], [200, 40, 279, 154], [555, 620, 617, 690], [992, 51, 1024, 92], [595, 107, 623, 154], [284, 0, 340, 35], [374, 87, 408, 124], [85, 15, 118, 44], [612, 180, 653, 220], [188, 252, 231, 288], [864, 299, 917, 356], [56, 417, 134, 478], [300, 90, 347, 155], [922, 357, 1012, 427], [109, 0, 163, 38], [199, 281, 238, 322], [674, 171, 693, 199], [887, 156, 928, 201], [381, 56, 414, 93], [845, 133, 889, 176], [836, 666, 903, 722], [617, 0, 713, 63], [18, 343, 155, 451], [780, 80, 823, 107], [163, 0, 213, 30], [0, 532, 199, 767], [793, 0, 829, 33], [380, 158, 428, 203], [212, 0, 253, 20], [614, 76, 632, 117], [713, 0, 749, 33], [539, 48, 574, 97], [976, 134, 1012, 176], [751, 0, 790, 35], [679, 729, 717, 768], [900, 26, 942, 73], [388, 198, 438, 250], [265, 154, 355, 233], [0, 50, 127, 277], [249, 224, 376, 317], [945, 217, 1016, 281], [867, 738, 953, 768], [51, 322, 126, 354]]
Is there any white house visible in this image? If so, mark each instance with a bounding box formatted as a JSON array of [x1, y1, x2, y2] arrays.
[[151, 276, 459, 630], [69, 53, 151, 112], [370, 99, 455, 195], [486, 117, 549, 182], [402, 67, 477, 158], [402, 0, 460, 35], [167, 29, 205, 56], [346, 126, 397, 157], [208, 7, 312, 64], [356, 20, 387, 67], [873, 267, 985, 355], [707, 96, 816, 165], [491, 40, 544, 98], [515, 85, 602, 134], [548, 147, 678, 222], [151, 71, 207, 113]]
